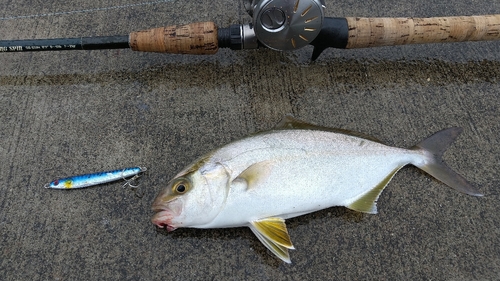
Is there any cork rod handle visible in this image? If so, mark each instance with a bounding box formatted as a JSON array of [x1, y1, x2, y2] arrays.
[[129, 22, 218, 54], [345, 15, 500, 49]]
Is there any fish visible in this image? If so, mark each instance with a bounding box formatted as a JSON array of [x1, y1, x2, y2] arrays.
[[45, 166, 147, 189], [151, 116, 482, 263]]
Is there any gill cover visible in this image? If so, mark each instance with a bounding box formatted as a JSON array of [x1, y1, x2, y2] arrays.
[[153, 160, 231, 228]]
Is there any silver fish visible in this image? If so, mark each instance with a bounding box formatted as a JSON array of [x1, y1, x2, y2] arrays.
[[152, 116, 482, 263]]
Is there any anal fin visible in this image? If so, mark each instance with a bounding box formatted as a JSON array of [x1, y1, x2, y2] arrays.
[[249, 217, 294, 263], [347, 167, 401, 214]]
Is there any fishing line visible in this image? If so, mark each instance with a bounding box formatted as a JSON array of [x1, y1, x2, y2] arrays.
[[0, 0, 175, 21]]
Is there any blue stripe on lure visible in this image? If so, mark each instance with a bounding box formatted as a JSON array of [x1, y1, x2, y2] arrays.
[[44, 167, 147, 189]]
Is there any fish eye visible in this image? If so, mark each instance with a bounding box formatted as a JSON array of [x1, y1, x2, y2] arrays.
[[176, 184, 186, 193], [172, 179, 189, 194]]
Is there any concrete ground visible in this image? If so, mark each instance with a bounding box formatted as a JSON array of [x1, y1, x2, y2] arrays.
[[0, 0, 499, 280]]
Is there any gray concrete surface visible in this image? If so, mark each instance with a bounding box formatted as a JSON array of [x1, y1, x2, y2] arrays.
[[1, 0, 499, 280]]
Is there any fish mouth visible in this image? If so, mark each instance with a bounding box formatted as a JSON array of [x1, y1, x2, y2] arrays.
[[152, 210, 178, 232], [151, 200, 180, 232]]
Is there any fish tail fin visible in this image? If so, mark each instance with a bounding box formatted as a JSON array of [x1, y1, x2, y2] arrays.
[[412, 127, 482, 196]]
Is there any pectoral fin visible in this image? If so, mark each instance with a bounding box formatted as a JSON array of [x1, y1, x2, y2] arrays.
[[347, 167, 401, 214], [249, 217, 294, 263], [235, 160, 274, 190]]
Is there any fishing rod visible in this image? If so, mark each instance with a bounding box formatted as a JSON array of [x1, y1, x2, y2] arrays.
[[1, 0, 499, 61]]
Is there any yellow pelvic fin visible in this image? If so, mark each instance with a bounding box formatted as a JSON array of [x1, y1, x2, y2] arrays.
[[235, 160, 274, 190], [347, 167, 401, 214], [249, 217, 294, 263]]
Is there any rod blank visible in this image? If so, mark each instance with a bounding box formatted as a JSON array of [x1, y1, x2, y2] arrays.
[[0, 36, 129, 52]]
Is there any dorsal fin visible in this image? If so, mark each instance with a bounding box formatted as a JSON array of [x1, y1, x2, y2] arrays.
[[276, 115, 383, 143]]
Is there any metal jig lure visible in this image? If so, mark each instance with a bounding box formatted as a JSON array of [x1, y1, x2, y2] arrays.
[[44, 166, 147, 189]]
